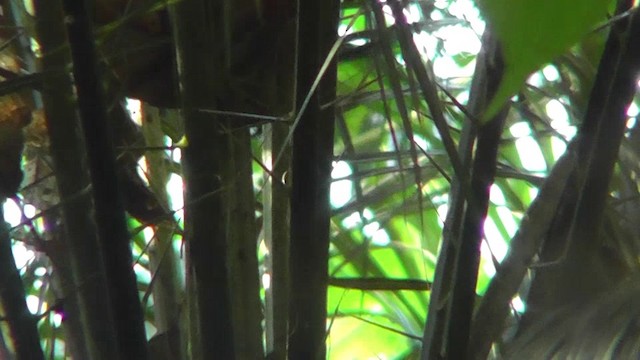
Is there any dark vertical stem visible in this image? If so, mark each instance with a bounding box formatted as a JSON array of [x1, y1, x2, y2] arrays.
[[169, 1, 235, 358], [419, 28, 505, 359], [263, 121, 291, 360], [442, 33, 506, 359], [287, 0, 339, 358], [0, 207, 44, 360], [261, 1, 297, 359], [0, 327, 10, 359], [446, 113, 506, 359], [3, 0, 40, 108], [226, 126, 263, 359], [60, 1, 148, 359], [35, 0, 114, 358]]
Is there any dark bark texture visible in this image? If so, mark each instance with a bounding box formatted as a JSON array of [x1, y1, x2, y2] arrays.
[[61, 0, 149, 358], [0, 208, 44, 360], [288, 0, 340, 358]]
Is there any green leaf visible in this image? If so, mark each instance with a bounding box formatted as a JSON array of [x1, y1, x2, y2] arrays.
[[452, 51, 475, 67], [476, 0, 610, 122]]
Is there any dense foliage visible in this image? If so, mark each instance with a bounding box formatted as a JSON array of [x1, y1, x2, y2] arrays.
[[0, 0, 638, 359]]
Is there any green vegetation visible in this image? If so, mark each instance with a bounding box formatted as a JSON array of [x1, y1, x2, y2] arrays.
[[0, 0, 638, 359]]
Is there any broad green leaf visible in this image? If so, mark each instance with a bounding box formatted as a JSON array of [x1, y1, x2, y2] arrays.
[[452, 51, 476, 67], [476, 0, 610, 122]]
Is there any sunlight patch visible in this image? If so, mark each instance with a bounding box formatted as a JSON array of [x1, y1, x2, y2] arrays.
[[627, 101, 639, 117], [515, 137, 546, 173], [342, 209, 373, 229], [436, 203, 448, 227], [3, 199, 21, 227], [489, 184, 505, 206], [483, 219, 507, 262], [509, 121, 531, 138], [262, 273, 271, 290], [53, 313, 63, 327], [126, 99, 142, 125], [171, 147, 182, 162], [33, 279, 42, 290], [527, 71, 544, 88], [542, 65, 560, 82], [371, 229, 390, 246], [496, 206, 518, 239], [407, 3, 423, 24], [511, 296, 525, 313], [551, 136, 567, 161], [457, 90, 470, 106], [342, 212, 362, 229], [430, 8, 444, 21], [363, 222, 390, 246], [546, 99, 569, 123], [12, 242, 34, 270], [137, 157, 149, 186], [20, 205, 34, 221], [331, 161, 354, 208], [26, 295, 42, 315], [167, 173, 184, 212], [134, 263, 151, 284], [434, 55, 475, 78], [143, 226, 155, 245], [34, 267, 47, 276], [480, 242, 496, 277], [413, 134, 429, 151], [441, 26, 481, 55]]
